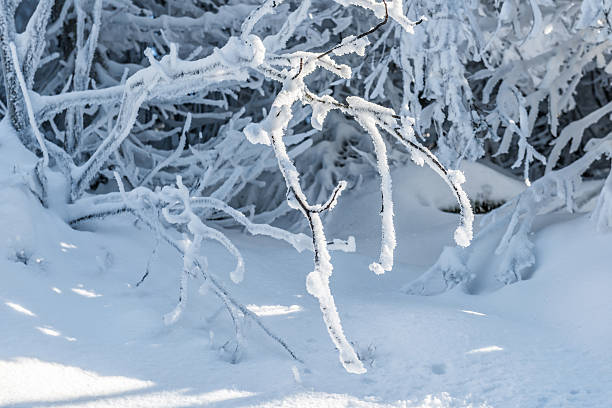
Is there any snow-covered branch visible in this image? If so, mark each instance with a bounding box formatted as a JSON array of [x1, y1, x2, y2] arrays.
[[4, 0, 611, 377]]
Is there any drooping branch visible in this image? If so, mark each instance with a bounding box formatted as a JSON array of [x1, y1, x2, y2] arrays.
[[69, 185, 303, 363], [301, 91, 474, 248], [239, 0, 473, 373], [262, 57, 474, 252]]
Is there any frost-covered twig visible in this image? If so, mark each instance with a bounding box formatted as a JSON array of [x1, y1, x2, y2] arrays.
[[300, 92, 474, 248], [0, 0, 28, 138], [9, 41, 50, 205], [139, 113, 191, 187], [163, 176, 246, 284], [246, 47, 367, 373], [65, 0, 103, 153], [74, 180, 302, 363], [348, 100, 395, 275], [19, 0, 55, 88], [9, 42, 49, 167], [275, 129, 365, 374], [190, 196, 313, 253]]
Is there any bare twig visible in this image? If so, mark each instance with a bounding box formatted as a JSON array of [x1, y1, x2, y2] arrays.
[[291, 58, 304, 80], [317, 0, 389, 59]]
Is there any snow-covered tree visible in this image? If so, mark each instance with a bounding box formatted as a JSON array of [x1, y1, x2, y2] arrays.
[[2, 0, 612, 374], [1, 0, 474, 374]]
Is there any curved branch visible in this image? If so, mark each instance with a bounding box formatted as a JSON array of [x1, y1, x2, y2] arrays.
[[67, 196, 302, 363]]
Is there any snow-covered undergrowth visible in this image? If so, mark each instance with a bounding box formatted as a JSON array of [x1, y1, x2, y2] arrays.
[[1, 0, 478, 375], [2, 122, 611, 405], [2, 0, 612, 405]]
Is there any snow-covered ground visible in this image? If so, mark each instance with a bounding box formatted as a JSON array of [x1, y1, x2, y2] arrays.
[[1, 122, 611, 407]]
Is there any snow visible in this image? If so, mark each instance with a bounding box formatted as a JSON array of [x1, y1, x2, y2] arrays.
[[1, 120, 612, 406], [465, 346, 504, 355], [246, 304, 303, 317], [5, 302, 37, 317], [71, 287, 102, 298]]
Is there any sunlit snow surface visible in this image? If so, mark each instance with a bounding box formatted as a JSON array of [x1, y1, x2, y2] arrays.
[[246, 304, 303, 316], [0, 359, 475, 407], [0, 357, 463, 408], [0, 358, 255, 407], [466, 346, 504, 354], [35, 326, 62, 337], [459, 310, 486, 317], [71, 287, 103, 298], [5, 301, 36, 317], [1, 120, 611, 407]]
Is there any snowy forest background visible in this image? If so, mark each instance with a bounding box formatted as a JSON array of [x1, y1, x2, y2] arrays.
[[1, 0, 612, 406]]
